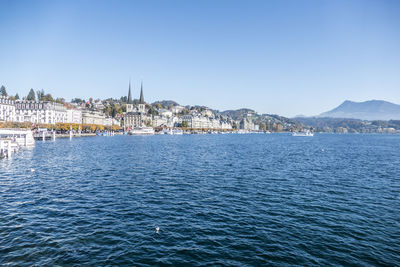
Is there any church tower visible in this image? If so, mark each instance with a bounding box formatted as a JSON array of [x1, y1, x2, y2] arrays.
[[138, 82, 146, 113], [139, 82, 144, 104], [126, 80, 134, 112]]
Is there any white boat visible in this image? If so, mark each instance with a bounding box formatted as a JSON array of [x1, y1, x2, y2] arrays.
[[172, 129, 183, 135], [129, 127, 155, 135], [292, 131, 314, 137], [0, 128, 35, 147]]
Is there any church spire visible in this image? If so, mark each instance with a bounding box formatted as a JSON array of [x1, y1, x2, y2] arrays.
[[127, 80, 132, 104], [139, 81, 144, 104]]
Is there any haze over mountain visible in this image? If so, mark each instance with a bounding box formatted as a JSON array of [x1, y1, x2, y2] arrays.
[[319, 100, 400, 121]]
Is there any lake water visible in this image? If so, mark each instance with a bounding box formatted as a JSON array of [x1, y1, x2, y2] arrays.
[[1, 134, 399, 266]]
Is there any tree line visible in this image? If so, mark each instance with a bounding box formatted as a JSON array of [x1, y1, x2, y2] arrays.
[[0, 85, 65, 103]]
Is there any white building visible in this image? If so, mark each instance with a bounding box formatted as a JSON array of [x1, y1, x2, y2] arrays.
[[0, 96, 16, 122], [221, 121, 232, 129], [15, 101, 67, 124], [182, 115, 213, 129], [93, 100, 105, 110], [171, 105, 185, 114], [104, 117, 120, 127], [167, 116, 181, 128], [152, 116, 168, 127], [158, 109, 173, 118], [82, 110, 106, 125], [66, 108, 82, 124], [240, 118, 258, 131], [210, 119, 220, 129]]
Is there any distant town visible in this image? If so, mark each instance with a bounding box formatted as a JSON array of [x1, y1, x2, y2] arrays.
[[0, 84, 400, 134]]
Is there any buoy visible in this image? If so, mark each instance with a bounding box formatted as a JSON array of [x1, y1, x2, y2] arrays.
[[155, 227, 160, 233], [30, 168, 35, 173]]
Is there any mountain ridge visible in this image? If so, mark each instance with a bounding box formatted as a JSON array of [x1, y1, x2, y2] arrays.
[[319, 100, 400, 120]]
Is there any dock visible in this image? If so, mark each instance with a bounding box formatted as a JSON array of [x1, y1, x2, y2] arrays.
[[0, 129, 35, 158], [33, 131, 97, 141]]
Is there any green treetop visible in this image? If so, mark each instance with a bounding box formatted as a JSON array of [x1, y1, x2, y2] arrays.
[[1, 85, 7, 96], [27, 89, 36, 101]]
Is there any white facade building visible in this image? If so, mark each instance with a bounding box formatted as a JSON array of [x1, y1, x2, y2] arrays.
[[15, 101, 67, 124], [159, 109, 173, 118], [171, 105, 185, 114], [67, 108, 82, 124], [240, 118, 258, 131], [182, 115, 231, 129], [221, 121, 232, 129], [93, 100, 105, 110], [82, 110, 106, 125], [104, 117, 120, 127], [167, 116, 181, 128], [152, 116, 168, 127], [0, 96, 16, 122]]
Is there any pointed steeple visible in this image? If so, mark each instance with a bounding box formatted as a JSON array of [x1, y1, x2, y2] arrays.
[[139, 81, 144, 104], [127, 80, 132, 104]]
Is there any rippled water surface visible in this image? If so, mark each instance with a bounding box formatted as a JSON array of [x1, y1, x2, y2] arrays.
[[1, 134, 399, 266]]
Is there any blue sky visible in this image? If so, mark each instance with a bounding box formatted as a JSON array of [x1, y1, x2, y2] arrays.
[[0, 0, 399, 117]]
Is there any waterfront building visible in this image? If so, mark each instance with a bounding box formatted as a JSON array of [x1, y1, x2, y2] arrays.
[[66, 108, 82, 124], [335, 127, 348, 134], [0, 96, 16, 122], [182, 115, 231, 129], [167, 116, 181, 128], [15, 100, 67, 124], [152, 115, 168, 127], [240, 118, 255, 131], [82, 109, 106, 125], [104, 117, 120, 127], [211, 119, 220, 129], [221, 121, 232, 130], [181, 115, 194, 128]]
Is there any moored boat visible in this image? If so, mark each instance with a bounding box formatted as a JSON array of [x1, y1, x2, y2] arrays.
[[129, 127, 155, 135], [292, 130, 314, 137]]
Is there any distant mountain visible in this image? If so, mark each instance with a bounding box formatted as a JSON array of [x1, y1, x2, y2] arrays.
[[320, 100, 400, 120]]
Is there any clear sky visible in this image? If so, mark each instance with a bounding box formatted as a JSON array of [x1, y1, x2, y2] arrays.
[[0, 0, 399, 117]]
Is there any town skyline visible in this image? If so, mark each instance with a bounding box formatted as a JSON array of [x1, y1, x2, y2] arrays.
[[2, 82, 400, 119], [1, 0, 399, 117]]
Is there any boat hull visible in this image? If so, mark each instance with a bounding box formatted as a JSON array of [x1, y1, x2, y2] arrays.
[[128, 127, 155, 135]]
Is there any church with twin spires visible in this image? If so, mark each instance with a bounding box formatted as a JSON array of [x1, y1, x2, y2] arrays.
[[124, 81, 150, 128]]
